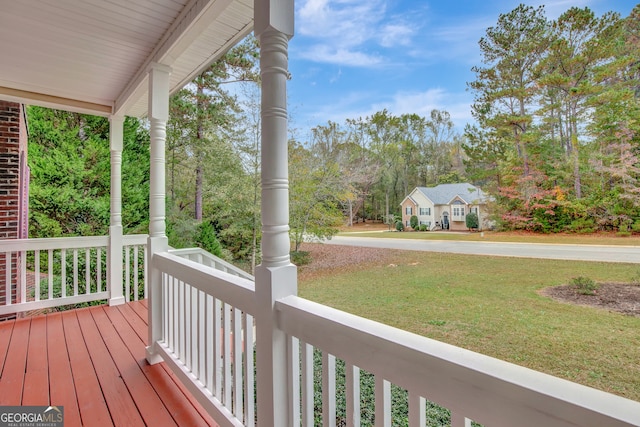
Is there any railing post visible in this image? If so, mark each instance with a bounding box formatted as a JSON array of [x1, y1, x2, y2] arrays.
[[108, 115, 125, 306], [255, 0, 295, 425], [146, 63, 171, 365]]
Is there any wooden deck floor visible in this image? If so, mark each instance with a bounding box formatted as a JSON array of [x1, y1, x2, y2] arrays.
[[0, 300, 218, 427]]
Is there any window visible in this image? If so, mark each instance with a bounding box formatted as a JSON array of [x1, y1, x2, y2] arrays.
[[405, 220, 410, 227], [472, 207, 479, 214], [453, 206, 465, 219], [419, 207, 431, 216], [405, 206, 412, 215]]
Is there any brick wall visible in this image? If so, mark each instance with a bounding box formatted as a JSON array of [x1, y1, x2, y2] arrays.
[[0, 101, 27, 319]]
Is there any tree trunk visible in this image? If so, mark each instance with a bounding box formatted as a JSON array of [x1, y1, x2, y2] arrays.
[[518, 101, 529, 177], [195, 83, 204, 221], [571, 116, 582, 198], [195, 164, 203, 220]]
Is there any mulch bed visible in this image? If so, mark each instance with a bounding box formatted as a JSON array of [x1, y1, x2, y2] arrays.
[[541, 283, 640, 317]]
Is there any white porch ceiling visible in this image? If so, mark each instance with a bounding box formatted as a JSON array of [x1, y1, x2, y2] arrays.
[[0, 0, 253, 117]]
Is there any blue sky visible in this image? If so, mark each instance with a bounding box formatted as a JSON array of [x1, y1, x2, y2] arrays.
[[286, 0, 638, 139]]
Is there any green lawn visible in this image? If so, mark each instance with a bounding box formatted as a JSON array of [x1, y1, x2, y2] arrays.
[[298, 251, 640, 402], [340, 230, 640, 246]]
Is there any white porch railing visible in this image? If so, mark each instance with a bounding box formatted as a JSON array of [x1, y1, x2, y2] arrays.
[[123, 234, 149, 302], [147, 255, 640, 427], [152, 251, 256, 427], [277, 296, 640, 427], [0, 234, 148, 316]]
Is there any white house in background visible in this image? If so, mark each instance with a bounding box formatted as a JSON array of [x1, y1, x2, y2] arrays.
[[401, 183, 489, 231]]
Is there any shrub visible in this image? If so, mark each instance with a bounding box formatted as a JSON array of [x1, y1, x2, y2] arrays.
[[195, 221, 223, 257], [419, 224, 427, 231], [567, 217, 596, 234], [571, 276, 599, 295], [466, 212, 479, 230], [410, 215, 419, 230], [290, 250, 311, 266], [395, 221, 405, 232]]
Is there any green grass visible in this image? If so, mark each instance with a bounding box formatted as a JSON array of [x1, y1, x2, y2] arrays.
[[299, 251, 640, 402], [340, 230, 640, 246]]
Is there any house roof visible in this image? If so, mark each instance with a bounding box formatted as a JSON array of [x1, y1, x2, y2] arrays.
[[415, 183, 488, 205], [0, 0, 253, 117]]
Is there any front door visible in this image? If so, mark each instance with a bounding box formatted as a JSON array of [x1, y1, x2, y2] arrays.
[[443, 212, 449, 229]]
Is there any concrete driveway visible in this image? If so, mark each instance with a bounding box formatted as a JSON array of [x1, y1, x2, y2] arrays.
[[324, 235, 640, 264]]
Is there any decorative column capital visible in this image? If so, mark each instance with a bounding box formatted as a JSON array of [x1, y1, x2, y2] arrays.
[[109, 115, 124, 151], [255, 0, 294, 39], [109, 116, 124, 227], [148, 63, 171, 122]]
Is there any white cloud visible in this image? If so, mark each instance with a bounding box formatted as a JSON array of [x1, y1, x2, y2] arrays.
[[372, 88, 474, 129], [423, 17, 493, 65], [329, 68, 342, 83], [297, 0, 385, 48], [295, 0, 419, 67], [298, 45, 382, 67], [297, 88, 474, 134], [379, 23, 416, 47]]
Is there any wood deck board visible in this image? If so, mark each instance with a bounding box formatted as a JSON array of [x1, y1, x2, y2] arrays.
[[0, 319, 14, 377], [116, 303, 147, 344], [47, 313, 83, 427], [0, 318, 30, 405], [61, 310, 113, 427], [22, 315, 49, 405], [75, 307, 148, 427], [108, 304, 214, 427], [0, 301, 218, 427], [125, 298, 216, 424], [91, 306, 177, 427], [128, 299, 148, 327]]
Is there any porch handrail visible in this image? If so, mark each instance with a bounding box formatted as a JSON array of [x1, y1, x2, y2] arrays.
[[155, 251, 255, 313], [276, 295, 640, 427], [123, 234, 149, 245], [0, 235, 109, 251], [168, 247, 254, 281]]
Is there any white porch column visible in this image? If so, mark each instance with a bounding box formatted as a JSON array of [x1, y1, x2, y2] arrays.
[[108, 115, 125, 306], [254, 1, 296, 426], [146, 63, 171, 365]]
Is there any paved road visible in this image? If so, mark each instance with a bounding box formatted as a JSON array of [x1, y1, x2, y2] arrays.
[[323, 235, 640, 264]]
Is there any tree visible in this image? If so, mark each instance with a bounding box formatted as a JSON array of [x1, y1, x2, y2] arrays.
[[195, 221, 223, 257], [469, 4, 550, 180], [167, 35, 259, 221], [289, 141, 346, 251], [409, 215, 418, 230], [27, 107, 149, 237], [539, 7, 620, 198], [466, 212, 479, 230], [233, 83, 263, 272], [422, 110, 458, 185]]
